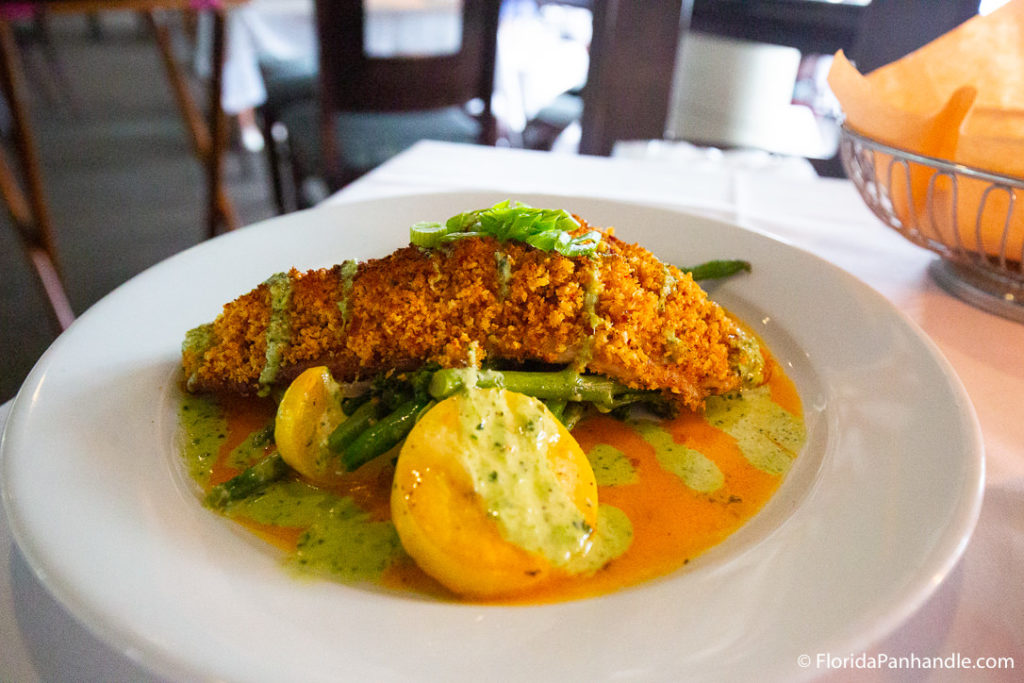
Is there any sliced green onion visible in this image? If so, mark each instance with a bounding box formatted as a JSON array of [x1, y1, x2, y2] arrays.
[[409, 221, 453, 248]]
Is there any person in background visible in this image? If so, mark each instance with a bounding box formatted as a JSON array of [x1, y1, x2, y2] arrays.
[[195, 0, 314, 152]]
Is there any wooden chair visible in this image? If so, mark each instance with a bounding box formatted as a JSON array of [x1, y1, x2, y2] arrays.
[[521, 0, 685, 157], [0, 2, 236, 334], [274, 0, 500, 210], [579, 0, 685, 156]]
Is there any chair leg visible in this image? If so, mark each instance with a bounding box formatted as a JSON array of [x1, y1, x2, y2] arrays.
[[26, 245, 75, 331], [30, 9, 79, 114], [145, 9, 238, 236], [0, 149, 73, 331], [145, 11, 208, 158], [205, 7, 238, 237], [0, 21, 74, 332], [290, 151, 311, 210], [259, 108, 290, 214]]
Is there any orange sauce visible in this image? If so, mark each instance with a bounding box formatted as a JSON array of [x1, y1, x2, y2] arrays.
[[207, 394, 276, 487], [499, 358, 800, 604], [200, 355, 802, 603]]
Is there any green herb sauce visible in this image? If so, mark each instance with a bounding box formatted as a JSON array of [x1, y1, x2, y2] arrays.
[[634, 421, 725, 492], [457, 388, 593, 567], [565, 504, 633, 575], [336, 259, 358, 325], [182, 323, 216, 390], [583, 261, 604, 332], [258, 272, 293, 394], [178, 373, 802, 593], [227, 422, 275, 470], [178, 393, 226, 488], [705, 386, 804, 475], [728, 331, 767, 387], [658, 264, 677, 312], [586, 443, 638, 486], [663, 330, 692, 365], [226, 479, 403, 582], [293, 508, 402, 581], [495, 250, 511, 301]]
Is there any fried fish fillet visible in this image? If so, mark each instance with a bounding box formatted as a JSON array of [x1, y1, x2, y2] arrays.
[[181, 225, 763, 409]]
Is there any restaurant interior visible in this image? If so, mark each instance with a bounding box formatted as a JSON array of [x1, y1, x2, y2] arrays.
[[2, 2, 1023, 680], [0, 0, 1005, 402]]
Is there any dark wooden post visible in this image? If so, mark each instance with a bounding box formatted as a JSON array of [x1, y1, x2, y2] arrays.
[[580, 0, 693, 156]]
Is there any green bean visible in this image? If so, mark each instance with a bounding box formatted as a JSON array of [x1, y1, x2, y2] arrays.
[[543, 398, 592, 431], [341, 393, 371, 416], [327, 399, 380, 453], [429, 367, 659, 409], [561, 402, 586, 431], [204, 453, 289, 509], [341, 398, 432, 471], [544, 398, 568, 422], [682, 259, 751, 281], [249, 421, 275, 446]]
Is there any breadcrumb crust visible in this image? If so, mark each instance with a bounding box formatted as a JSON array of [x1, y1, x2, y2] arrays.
[[182, 223, 751, 409]]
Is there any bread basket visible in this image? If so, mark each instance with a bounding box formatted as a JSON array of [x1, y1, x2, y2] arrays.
[[839, 124, 1024, 322]]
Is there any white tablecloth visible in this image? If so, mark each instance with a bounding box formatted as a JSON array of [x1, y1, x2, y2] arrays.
[[2, 141, 1022, 681]]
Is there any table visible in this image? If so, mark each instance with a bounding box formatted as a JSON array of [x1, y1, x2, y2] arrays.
[[2, 141, 1022, 681], [0, 1, 241, 334]]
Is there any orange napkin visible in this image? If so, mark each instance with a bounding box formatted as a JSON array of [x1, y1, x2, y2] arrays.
[[828, 0, 1024, 260]]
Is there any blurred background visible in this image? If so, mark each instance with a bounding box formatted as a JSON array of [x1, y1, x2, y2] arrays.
[[0, 0, 1010, 402]]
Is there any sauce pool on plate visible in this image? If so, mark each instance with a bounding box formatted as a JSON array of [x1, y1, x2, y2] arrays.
[[178, 352, 805, 604]]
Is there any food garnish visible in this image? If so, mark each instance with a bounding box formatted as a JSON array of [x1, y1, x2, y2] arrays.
[[409, 199, 603, 256]]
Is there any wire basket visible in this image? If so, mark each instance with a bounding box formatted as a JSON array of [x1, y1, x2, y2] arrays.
[[839, 125, 1024, 323]]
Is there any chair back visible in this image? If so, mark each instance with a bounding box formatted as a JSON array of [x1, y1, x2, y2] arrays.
[[315, 0, 500, 183]]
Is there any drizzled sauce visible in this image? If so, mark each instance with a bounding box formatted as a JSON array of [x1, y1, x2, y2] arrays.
[[179, 354, 804, 603]]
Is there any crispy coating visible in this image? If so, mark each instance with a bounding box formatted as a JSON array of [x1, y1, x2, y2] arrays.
[[182, 224, 755, 409]]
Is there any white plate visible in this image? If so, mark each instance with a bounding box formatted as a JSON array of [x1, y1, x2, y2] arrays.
[[1, 193, 983, 682]]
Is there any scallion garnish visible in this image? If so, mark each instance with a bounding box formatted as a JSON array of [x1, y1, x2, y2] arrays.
[[408, 221, 452, 248], [410, 200, 603, 257]]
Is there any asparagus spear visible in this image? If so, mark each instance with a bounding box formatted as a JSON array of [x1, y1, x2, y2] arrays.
[[205, 453, 289, 509], [341, 398, 434, 471], [327, 399, 380, 453], [561, 402, 587, 431], [333, 368, 649, 469], [429, 367, 663, 411], [543, 398, 567, 421], [683, 259, 751, 281]]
